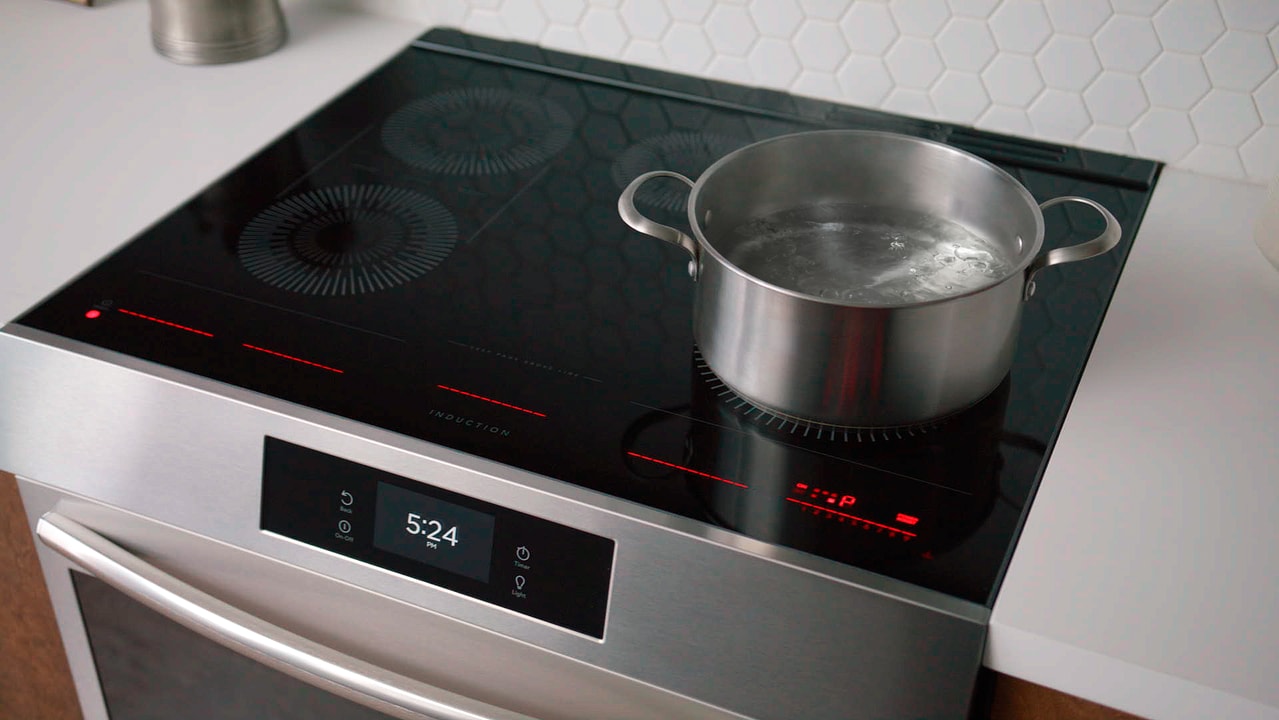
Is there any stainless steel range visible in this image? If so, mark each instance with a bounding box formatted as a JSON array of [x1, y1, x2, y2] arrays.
[[0, 30, 1160, 720]]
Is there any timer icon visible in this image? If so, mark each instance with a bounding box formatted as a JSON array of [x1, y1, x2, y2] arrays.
[[515, 546, 530, 561]]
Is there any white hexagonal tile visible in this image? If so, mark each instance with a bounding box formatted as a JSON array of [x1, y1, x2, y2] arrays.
[[500, 0, 551, 41], [538, 25, 586, 53], [836, 56, 895, 106], [1240, 127, 1279, 180], [1271, 25, 1279, 59], [619, 0, 668, 40], [707, 56, 754, 85], [792, 70, 842, 98], [930, 70, 991, 123], [538, 0, 587, 25], [580, 8, 628, 56], [622, 39, 665, 66], [794, 20, 849, 72], [465, 9, 506, 38], [1110, 0, 1168, 16], [1078, 124, 1136, 155], [1154, 0, 1225, 53], [989, 1, 1052, 53], [748, 0, 804, 39], [884, 37, 945, 89], [1217, 0, 1279, 32], [588, 0, 621, 7], [840, 3, 899, 55], [661, 22, 713, 72], [1181, 144, 1244, 177], [891, 0, 952, 38], [883, 88, 937, 118], [1083, 72, 1150, 126], [1044, 0, 1111, 36], [946, 0, 1000, 20], [1190, 89, 1262, 145], [1094, 15, 1162, 72], [1028, 89, 1092, 141], [705, 4, 758, 56], [1204, 31, 1277, 92], [977, 105, 1034, 136], [798, 0, 846, 21], [1036, 36, 1101, 92], [748, 37, 802, 86], [663, 0, 712, 23], [1256, 73, 1279, 124], [1141, 53, 1212, 110], [1131, 108, 1199, 160], [981, 53, 1045, 107], [936, 17, 996, 72]]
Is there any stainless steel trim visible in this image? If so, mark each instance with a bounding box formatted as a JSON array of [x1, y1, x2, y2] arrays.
[[36, 512, 533, 720]]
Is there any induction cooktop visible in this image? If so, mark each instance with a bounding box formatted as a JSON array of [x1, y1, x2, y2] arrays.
[[15, 29, 1161, 607]]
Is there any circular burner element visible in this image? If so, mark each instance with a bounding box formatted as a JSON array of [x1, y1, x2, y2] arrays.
[[381, 88, 574, 175], [612, 132, 747, 213], [238, 185, 458, 296], [695, 352, 941, 442]]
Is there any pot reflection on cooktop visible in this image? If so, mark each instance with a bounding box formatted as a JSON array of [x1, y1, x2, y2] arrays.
[[622, 366, 1042, 600]]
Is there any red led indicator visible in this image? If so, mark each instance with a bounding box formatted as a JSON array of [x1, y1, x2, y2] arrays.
[[896, 513, 920, 526], [437, 385, 546, 418], [785, 497, 917, 539], [243, 344, 344, 374], [117, 308, 214, 337], [625, 452, 748, 489], [84, 309, 102, 319]]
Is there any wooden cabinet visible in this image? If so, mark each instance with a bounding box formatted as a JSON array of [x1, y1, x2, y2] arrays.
[[0, 471, 81, 720]]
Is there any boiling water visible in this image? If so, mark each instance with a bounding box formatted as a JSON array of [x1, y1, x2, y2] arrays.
[[723, 204, 1017, 304]]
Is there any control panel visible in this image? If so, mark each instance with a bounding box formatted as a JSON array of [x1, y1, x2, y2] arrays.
[[260, 437, 614, 638]]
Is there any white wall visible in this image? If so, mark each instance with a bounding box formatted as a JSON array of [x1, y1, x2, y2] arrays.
[[329, 0, 1279, 184]]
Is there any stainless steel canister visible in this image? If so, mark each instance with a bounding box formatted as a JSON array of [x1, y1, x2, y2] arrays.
[[618, 130, 1122, 428], [149, 0, 287, 65]]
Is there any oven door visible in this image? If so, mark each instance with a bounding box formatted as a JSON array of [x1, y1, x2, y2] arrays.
[[19, 480, 740, 720]]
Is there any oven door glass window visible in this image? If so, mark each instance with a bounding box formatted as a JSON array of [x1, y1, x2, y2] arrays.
[[72, 570, 397, 720]]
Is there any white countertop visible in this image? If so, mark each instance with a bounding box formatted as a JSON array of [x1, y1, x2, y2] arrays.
[[3, 2, 1277, 718]]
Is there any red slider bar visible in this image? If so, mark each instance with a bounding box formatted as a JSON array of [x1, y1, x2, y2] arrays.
[[243, 344, 344, 374], [785, 498, 917, 539], [117, 308, 214, 337], [625, 452, 747, 489], [437, 385, 546, 418]]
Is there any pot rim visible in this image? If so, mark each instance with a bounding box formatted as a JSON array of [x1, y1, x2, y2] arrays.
[[684, 129, 1047, 309]]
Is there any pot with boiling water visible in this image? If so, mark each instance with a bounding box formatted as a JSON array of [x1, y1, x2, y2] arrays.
[[618, 130, 1122, 428]]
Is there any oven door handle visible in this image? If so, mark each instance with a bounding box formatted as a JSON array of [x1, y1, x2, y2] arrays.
[[36, 512, 537, 720]]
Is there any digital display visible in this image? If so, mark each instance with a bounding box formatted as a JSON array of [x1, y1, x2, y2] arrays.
[[372, 482, 496, 582], [260, 437, 614, 637]]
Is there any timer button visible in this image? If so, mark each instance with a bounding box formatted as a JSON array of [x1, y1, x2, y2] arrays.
[[515, 546, 530, 561]]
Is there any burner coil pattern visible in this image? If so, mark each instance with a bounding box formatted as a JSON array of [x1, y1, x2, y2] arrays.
[[612, 132, 746, 212], [381, 87, 574, 175], [238, 185, 458, 296]]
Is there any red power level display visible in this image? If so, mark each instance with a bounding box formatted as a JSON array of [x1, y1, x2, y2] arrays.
[[789, 482, 917, 540]]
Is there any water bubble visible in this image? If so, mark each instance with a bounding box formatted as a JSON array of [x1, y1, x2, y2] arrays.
[[908, 266, 918, 274]]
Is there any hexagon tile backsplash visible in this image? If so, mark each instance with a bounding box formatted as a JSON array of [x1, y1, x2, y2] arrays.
[[335, 0, 1279, 184]]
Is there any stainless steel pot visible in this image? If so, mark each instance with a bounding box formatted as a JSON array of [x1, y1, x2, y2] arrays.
[[618, 130, 1121, 427]]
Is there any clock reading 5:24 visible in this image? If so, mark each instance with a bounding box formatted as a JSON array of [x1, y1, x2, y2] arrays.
[[405, 512, 459, 547]]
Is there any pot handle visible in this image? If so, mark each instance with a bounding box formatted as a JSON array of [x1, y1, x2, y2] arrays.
[[1024, 196, 1122, 300], [618, 170, 700, 278]]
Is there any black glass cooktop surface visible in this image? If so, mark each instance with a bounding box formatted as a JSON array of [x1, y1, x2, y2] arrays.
[[17, 30, 1161, 606]]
